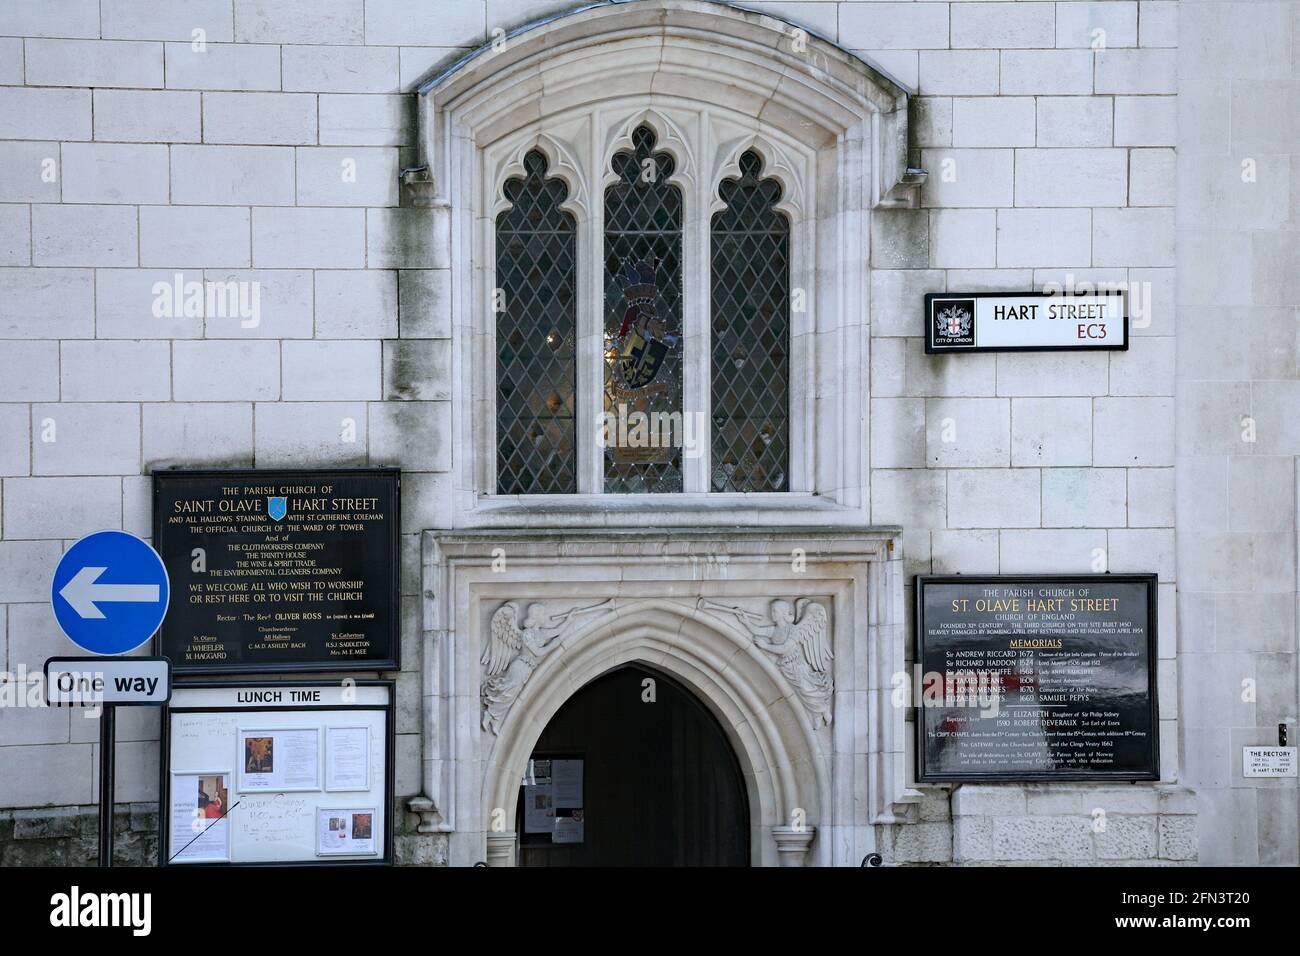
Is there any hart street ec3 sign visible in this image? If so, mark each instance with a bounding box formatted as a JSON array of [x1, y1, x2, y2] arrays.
[[925, 291, 1128, 353]]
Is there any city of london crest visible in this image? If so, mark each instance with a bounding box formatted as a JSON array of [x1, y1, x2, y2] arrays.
[[930, 297, 976, 348], [937, 303, 972, 339]]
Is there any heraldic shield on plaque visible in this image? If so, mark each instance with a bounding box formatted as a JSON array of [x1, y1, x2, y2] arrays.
[[603, 126, 685, 492]]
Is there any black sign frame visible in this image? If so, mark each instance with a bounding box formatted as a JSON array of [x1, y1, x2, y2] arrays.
[[158, 678, 396, 867], [914, 573, 1159, 783], [925, 290, 1130, 354], [152, 467, 401, 675]]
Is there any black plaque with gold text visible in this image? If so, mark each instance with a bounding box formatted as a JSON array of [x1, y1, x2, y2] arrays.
[[915, 574, 1158, 782], [153, 469, 400, 674]]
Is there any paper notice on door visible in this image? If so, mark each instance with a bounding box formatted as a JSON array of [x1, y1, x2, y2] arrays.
[[553, 809, 584, 844], [523, 783, 555, 833], [551, 759, 583, 809]]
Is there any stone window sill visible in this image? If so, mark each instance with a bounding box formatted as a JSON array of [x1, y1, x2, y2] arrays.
[[462, 493, 881, 530]]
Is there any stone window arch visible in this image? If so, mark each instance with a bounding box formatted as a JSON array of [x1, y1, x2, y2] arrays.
[[414, 0, 919, 527]]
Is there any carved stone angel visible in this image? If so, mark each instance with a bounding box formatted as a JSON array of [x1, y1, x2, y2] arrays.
[[699, 598, 833, 726], [479, 600, 608, 734]]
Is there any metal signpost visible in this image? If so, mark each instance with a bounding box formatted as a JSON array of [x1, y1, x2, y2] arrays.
[[49, 531, 171, 867]]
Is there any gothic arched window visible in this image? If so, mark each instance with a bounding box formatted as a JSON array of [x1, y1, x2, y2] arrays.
[[710, 150, 790, 493], [495, 150, 578, 494], [602, 126, 685, 494], [488, 126, 803, 500]]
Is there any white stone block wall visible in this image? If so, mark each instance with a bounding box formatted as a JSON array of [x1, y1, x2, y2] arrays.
[[1175, 0, 1299, 867], [0, 0, 1290, 867], [0, 0, 457, 829], [861, 0, 1184, 862]]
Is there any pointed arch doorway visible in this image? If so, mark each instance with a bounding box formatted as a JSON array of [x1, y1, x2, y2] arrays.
[[516, 665, 750, 867]]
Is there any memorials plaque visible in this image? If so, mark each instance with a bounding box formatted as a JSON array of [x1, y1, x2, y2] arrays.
[[153, 469, 400, 674], [915, 574, 1158, 782]]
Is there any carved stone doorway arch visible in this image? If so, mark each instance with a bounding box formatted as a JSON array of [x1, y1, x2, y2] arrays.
[[484, 599, 822, 865], [415, 528, 915, 867]]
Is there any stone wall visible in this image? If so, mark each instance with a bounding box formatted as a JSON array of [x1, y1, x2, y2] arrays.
[[0, 0, 444, 825], [0, 798, 445, 866], [951, 785, 1196, 865], [874, 787, 1198, 866], [0, 804, 159, 866], [1173, 0, 1300, 866]]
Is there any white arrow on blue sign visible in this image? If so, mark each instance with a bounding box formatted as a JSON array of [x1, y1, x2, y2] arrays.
[[51, 531, 170, 655]]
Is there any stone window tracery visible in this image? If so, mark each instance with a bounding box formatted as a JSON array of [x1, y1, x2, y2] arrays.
[[424, 0, 916, 518]]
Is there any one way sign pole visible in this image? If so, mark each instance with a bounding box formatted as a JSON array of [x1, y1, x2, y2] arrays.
[[99, 704, 114, 867], [44, 658, 172, 866], [49, 531, 170, 868]]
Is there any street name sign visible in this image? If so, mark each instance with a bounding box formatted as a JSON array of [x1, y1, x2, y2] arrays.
[[926, 291, 1128, 353]]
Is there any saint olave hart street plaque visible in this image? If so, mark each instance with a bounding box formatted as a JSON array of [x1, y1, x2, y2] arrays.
[[153, 469, 400, 674], [915, 574, 1159, 782]]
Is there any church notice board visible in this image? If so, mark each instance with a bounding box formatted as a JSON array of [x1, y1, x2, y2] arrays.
[[160, 680, 394, 866], [915, 575, 1159, 783], [152, 468, 399, 674]]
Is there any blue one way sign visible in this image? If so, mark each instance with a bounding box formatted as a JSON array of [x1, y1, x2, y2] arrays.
[[51, 531, 170, 655]]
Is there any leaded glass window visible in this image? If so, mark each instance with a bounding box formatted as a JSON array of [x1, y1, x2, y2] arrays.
[[603, 126, 684, 493], [496, 150, 577, 494], [710, 150, 790, 492]]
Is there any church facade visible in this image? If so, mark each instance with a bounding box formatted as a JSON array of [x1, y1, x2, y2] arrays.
[[0, 0, 1295, 867]]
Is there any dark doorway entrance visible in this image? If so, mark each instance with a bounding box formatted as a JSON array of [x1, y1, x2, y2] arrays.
[[516, 664, 750, 866]]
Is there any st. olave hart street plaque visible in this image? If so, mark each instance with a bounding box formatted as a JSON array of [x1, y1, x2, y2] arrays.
[[915, 574, 1158, 782], [153, 469, 400, 674]]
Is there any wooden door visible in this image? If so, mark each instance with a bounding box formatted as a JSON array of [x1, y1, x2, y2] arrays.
[[517, 665, 749, 866]]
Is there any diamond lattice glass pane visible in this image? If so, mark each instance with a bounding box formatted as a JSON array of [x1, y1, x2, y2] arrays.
[[496, 150, 577, 494], [603, 126, 684, 493], [710, 150, 789, 492]]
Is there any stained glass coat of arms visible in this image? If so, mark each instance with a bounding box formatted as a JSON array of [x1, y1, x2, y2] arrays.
[[603, 126, 685, 493]]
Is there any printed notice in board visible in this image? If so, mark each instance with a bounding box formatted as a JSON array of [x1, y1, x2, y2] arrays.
[[239, 727, 321, 792], [326, 726, 370, 790], [316, 808, 378, 856], [553, 810, 584, 844], [523, 773, 555, 834], [552, 759, 583, 808], [168, 772, 232, 863]]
